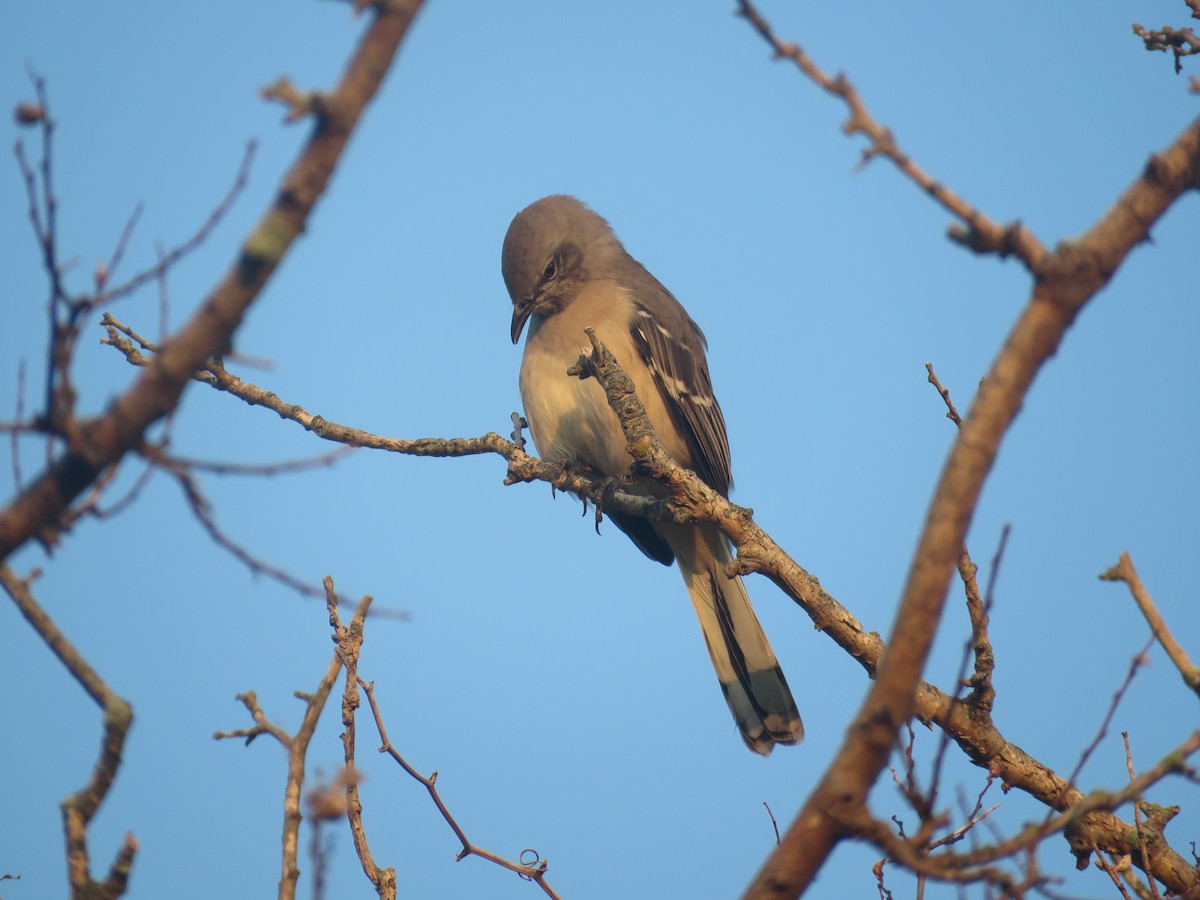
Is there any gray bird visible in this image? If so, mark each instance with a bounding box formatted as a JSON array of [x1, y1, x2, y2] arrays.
[[503, 195, 803, 755]]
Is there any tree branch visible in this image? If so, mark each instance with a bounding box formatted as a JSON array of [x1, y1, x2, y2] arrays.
[[358, 678, 562, 899], [730, 5, 1200, 895], [330, 578, 397, 899], [1101, 552, 1200, 698], [121, 293, 1200, 892], [0, 564, 136, 899], [735, 0, 1050, 269], [0, 0, 427, 562], [212, 577, 368, 900]]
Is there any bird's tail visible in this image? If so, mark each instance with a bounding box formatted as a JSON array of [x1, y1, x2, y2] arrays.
[[663, 522, 803, 755]]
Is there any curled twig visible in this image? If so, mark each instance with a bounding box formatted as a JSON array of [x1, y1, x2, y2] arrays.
[[357, 678, 562, 899]]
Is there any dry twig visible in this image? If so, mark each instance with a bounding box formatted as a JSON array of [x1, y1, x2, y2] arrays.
[[213, 577, 373, 900], [0, 0, 427, 563], [735, 1, 1049, 268], [358, 678, 562, 899], [0, 563, 136, 899], [1101, 551, 1200, 697]]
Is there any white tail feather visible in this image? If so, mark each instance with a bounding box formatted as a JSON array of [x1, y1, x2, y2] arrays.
[[660, 522, 803, 755]]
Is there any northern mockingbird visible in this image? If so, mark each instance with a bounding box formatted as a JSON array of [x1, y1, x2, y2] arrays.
[[503, 195, 803, 755]]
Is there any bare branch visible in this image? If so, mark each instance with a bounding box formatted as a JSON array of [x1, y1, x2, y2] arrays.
[[1101, 551, 1200, 697], [929, 526, 1008, 815], [94, 202, 143, 295], [99, 314, 668, 527], [0, 563, 136, 899], [1052, 638, 1155, 817], [96, 144, 255, 307], [161, 446, 355, 477], [358, 678, 562, 899], [212, 577, 366, 900], [731, 5, 1200, 894], [1124, 733, 1163, 900], [735, 0, 1050, 270], [147, 447, 326, 597], [0, 0, 428, 563], [93, 91, 1200, 900], [331, 577, 396, 898], [924, 362, 962, 427]]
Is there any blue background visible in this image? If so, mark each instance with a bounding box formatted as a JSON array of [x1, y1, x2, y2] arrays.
[[3, 2, 1198, 898]]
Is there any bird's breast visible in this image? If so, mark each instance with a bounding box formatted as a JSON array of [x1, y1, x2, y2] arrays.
[[519, 324, 632, 476], [516, 281, 694, 478]]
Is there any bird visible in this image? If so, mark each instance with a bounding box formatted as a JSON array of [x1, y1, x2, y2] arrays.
[[503, 195, 803, 755]]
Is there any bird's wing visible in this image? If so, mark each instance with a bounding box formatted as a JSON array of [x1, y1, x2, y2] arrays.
[[627, 283, 733, 496]]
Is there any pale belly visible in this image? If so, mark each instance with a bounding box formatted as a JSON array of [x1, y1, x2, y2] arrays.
[[519, 328, 633, 476], [516, 284, 695, 478]]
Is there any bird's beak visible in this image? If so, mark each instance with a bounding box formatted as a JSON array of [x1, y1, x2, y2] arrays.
[[510, 298, 534, 344]]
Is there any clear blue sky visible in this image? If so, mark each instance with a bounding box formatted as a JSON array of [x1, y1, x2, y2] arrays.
[[3, 2, 1198, 898]]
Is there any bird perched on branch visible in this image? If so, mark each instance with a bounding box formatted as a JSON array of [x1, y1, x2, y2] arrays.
[[503, 195, 802, 755]]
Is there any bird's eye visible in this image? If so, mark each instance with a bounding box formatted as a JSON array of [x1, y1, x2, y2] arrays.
[[541, 258, 557, 282]]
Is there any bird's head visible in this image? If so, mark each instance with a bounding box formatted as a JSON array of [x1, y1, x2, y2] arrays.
[[502, 195, 618, 344]]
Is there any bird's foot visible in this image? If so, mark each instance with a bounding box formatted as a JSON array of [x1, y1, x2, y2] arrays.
[[585, 473, 631, 535], [543, 458, 589, 497]]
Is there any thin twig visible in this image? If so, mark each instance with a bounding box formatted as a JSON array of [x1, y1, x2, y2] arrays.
[[1092, 849, 1137, 900], [1, 563, 137, 899], [735, 0, 1049, 270], [1050, 637, 1156, 819], [11, 359, 26, 492], [164, 446, 355, 477], [0, 1, 428, 565], [96, 143, 256, 306], [96, 203, 144, 293], [924, 363, 962, 427], [1101, 552, 1200, 697], [148, 447, 324, 597], [358, 678, 562, 899], [763, 802, 781, 845], [332, 577, 396, 898], [212, 580, 364, 900], [1124, 732, 1161, 900]]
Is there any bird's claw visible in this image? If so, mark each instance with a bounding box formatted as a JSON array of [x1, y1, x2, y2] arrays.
[[586, 474, 627, 535]]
